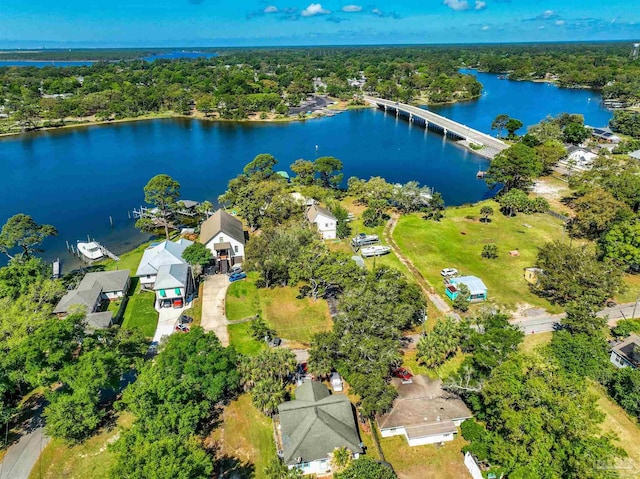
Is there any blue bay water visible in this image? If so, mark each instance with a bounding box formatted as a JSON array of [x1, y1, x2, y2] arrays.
[[0, 51, 216, 68], [0, 72, 613, 269]]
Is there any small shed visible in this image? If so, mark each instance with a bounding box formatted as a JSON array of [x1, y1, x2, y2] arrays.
[[445, 276, 487, 302], [524, 267, 543, 285]]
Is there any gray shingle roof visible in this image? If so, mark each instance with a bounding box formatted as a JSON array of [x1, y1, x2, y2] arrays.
[[85, 312, 114, 331], [54, 284, 102, 314], [135, 239, 193, 277], [154, 263, 189, 290], [200, 209, 245, 246], [306, 204, 336, 223], [377, 376, 472, 436], [278, 381, 361, 465], [77, 270, 130, 293]]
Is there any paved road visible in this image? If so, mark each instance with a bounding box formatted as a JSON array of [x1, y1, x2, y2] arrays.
[[512, 302, 638, 334], [289, 95, 331, 115], [363, 95, 509, 154], [201, 274, 230, 346], [0, 402, 49, 479], [152, 303, 190, 343]]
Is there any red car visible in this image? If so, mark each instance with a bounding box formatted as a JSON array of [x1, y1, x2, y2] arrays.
[[175, 324, 190, 333], [392, 367, 413, 382]]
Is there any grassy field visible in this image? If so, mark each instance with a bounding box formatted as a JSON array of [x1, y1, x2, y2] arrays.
[[121, 288, 157, 337], [377, 428, 469, 479], [519, 331, 553, 354], [226, 275, 332, 347], [28, 413, 134, 479], [228, 322, 266, 355], [226, 277, 261, 321], [393, 201, 567, 314], [209, 394, 275, 479], [102, 241, 149, 274], [402, 349, 467, 381], [590, 381, 640, 477], [189, 283, 204, 327]]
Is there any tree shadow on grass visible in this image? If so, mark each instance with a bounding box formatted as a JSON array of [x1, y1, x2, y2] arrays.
[[215, 454, 256, 479]]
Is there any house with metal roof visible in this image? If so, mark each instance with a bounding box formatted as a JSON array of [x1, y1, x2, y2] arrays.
[[610, 334, 640, 369], [306, 204, 337, 240], [135, 239, 194, 308], [377, 375, 472, 447], [445, 275, 487, 302], [200, 209, 246, 273], [135, 239, 193, 289], [275, 381, 362, 475]]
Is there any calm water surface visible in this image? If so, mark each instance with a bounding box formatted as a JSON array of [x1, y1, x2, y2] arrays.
[[0, 51, 216, 68], [0, 72, 613, 269]]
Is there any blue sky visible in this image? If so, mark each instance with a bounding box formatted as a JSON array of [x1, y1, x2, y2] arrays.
[[1, 0, 639, 47]]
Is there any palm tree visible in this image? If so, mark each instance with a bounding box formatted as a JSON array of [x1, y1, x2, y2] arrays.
[[330, 447, 352, 472]]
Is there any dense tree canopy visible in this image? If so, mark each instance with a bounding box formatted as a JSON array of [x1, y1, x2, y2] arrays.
[[0, 214, 57, 260], [486, 144, 543, 192]]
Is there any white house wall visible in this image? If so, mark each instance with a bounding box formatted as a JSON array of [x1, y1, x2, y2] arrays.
[[380, 426, 457, 446], [205, 233, 245, 259], [313, 214, 337, 240]]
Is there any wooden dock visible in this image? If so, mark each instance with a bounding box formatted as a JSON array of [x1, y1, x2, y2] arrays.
[[52, 258, 61, 279], [96, 242, 120, 261]]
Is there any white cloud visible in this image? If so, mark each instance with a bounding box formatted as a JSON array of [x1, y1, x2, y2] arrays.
[[541, 10, 556, 19], [481, 25, 490, 30], [301, 3, 331, 16], [371, 8, 383, 16], [443, 0, 470, 11], [342, 4, 362, 13], [555, 20, 565, 25], [263, 5, 278, 13], [475, 1, 486, 10]]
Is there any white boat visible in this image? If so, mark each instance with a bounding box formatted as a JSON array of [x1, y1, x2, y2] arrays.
[[361, 245, 391, 258], [351, 233, 379, 247], [77, 241, 104, 260]]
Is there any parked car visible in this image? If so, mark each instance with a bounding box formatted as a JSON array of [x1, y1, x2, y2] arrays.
[[440, 268, 459, 278], [175, 324, 190, 333], [392, 367, 413, 383], [606, 300, 617, 308], [227, 264, 243, 276], [179, 315, 193, 325], [148, 341, 159, 353], [330, 372, 343, 392], [228, 271, 248, 282], [268, 337, 282, 347]]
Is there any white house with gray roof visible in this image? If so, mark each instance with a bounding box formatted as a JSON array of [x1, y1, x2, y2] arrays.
[[275, 381, 362, 475], [306, 204, 337, 240], [135, 239, 194, 308], [610, 334, 640, 370], [200, 209, 246, 273]]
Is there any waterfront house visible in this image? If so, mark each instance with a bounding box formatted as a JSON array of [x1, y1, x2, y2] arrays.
[[444, 276, 487, 302], [306, 204, 337, 240], [610, 334, 640, 369], [275, 381, 362, 475], [77, 270, 130, 300], [200, 209, 246, 273], [589, 126, 621, 144], [53, 270, 131, 332], [135, 239, 193, 290], [564, 146, 598, 171], [377, 375, 472, 447]]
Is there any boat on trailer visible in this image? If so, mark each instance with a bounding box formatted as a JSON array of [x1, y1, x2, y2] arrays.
[[361, 245, 391, 258], [77, 241, 104, 260]]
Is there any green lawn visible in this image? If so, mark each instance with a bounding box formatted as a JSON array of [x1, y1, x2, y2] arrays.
[[393, 201, 566, 313], [226, 276, 261, 321], [228, 322, 266, 355], [376, 426, 470, 479], [102, 241, 150, 274], [403, 349, 468, 381], [28, 413, 134, 479], [121, 289, 158, 338], [210, 394, 275, 479], [590, 381, 640, 475], [225, 275, 332, 347]]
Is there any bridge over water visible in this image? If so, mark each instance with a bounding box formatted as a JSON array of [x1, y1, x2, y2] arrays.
[[363, 96, 509, 159]]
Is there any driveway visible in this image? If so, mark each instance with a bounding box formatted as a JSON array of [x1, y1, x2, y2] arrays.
[[0, 401, 49, 479], [201, 274, 230, 346], [152, 304, 190, 343]]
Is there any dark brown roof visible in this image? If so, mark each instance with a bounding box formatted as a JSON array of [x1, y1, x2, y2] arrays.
[[200, 209, 245, 246], [376, 375, 472, 433]]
